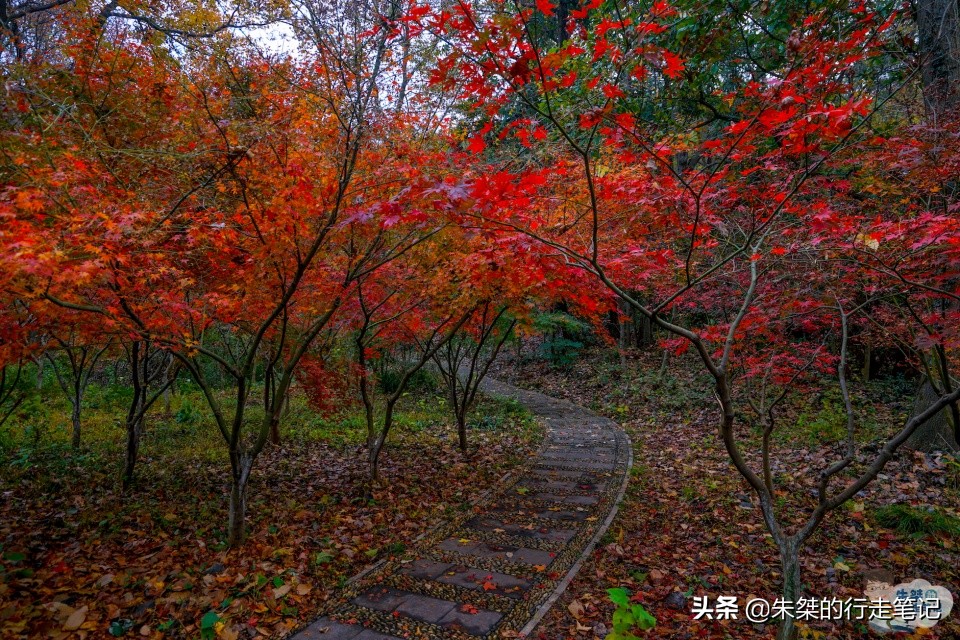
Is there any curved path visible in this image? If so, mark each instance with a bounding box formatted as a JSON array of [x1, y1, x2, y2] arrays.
[[292, 378, 631, 640]]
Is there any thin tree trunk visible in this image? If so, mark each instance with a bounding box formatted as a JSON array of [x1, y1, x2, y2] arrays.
[[228, 455, 252, 546], [658, 348, 669, 378], [916, 0, 960, 118], [162, 354, 175, 417], [122, 415, 142, 490], [457, 414, 468, 453], [369, 402, 397, 483], [71, 402, 81, 450], [777, 537, 802, 640], [369, 436, 383, 483], [269, 416, 281, 445]]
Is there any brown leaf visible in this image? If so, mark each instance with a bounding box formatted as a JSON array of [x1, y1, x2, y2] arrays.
[[567, 599, 585, 619], [218, 625, 240, 640], [63, 606, 88, 631]]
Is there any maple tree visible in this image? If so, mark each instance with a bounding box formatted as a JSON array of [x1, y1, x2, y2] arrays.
[[348, 255, 476, 483], [43, 316, 112, 450], [421, 1, 960, 637], [429, 228, 608, 451], [434, 302, 517, 453], [0, 0, 457, 545]]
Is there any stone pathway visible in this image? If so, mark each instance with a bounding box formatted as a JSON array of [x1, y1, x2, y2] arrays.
[[292, 378, 631, 640]]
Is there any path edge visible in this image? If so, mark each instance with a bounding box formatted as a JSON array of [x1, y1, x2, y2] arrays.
[[518, 430, 632, 638], [480, 379, 635, 639]]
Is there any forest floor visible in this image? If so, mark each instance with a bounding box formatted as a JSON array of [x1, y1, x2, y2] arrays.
[[492, 346, 960, 640], [0, 387, 541, 639]]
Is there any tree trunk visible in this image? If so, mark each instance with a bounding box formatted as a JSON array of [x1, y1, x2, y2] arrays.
[[70, 401, 81, 450], [163, 385, 171, 416], [906, 380, 959, 451], [368, 396, 394, 484], [269, 415, 281, 445], [457, 414, 468, 453], [658, 348, 669, 378], [618, 299, 636, 350], [122, 416, 141, 490], [369, 439, 381, 483], [777, 537, 802, 640], [916, 0, 960, 118], [228, 456, 252, 547]]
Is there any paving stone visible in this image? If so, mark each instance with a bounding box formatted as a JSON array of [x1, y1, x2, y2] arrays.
[[438, 606, 503, 635], [466, 515, 508, 530], [542, 453, 614, 462], [466, 541, 518, 559], [438, 538, 479, 554], [538, 509, 589, 521], [537, 461, 614, 470], [352, 586, 407, 612], [393, 593, 457, 624], [521, 480, 581, 492], [450, 541, 553, 566], [295, 617, 363, 639], [398, 559, 451, 580], [486, 502, 533, 515], [512, 547, 555, 566], [527, 469, 584, 479], [466, 516, 576, 542], [533, 492, 599, 506], [436, 565, 531, 598], [524, 525, 577, 543]]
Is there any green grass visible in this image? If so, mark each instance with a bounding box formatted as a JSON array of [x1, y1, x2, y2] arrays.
[[0, 374, 538, 487], [873, 504, 960, 538]]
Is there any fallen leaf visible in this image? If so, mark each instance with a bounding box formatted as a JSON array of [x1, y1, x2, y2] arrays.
[[63, 606, 88, 631], [567, 599, 585, 619]]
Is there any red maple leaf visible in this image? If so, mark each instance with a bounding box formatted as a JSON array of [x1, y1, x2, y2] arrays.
[[535, 0, 555, 16], [467, 135, 486, 154]]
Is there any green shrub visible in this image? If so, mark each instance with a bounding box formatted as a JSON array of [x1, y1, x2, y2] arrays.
[[533, 311, 591, 368], [377, 367, 437, 395], [174, 398, 202, 425]]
